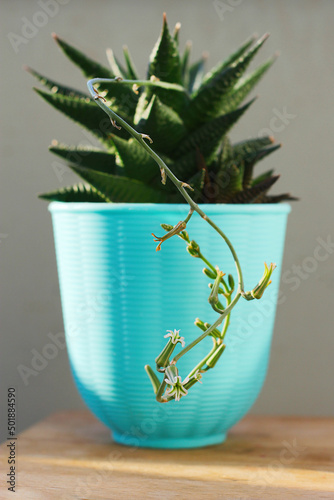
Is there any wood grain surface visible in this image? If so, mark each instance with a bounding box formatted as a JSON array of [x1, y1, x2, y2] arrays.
[[1, 410, 333, 499]]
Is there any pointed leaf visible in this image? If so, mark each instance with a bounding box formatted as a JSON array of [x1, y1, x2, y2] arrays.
[[49, 143, 118, 174], [25, 66, 87, 98], [251, 169, 274, 186], [173, 22, 181, 45], [106, 48, 127, 77], [122, 45, 139, 80], [138, 95, 186, 154], [95, 80, 138, 121], [167, 149, 206, 186], [184, 34, 269, 127], [202, 36, 256, 84], [181, 41, 192, 82], [39, 183, 107, 202], [186, 54, 207, 94], [147, 13, 182, 84], [53, 34, 113, 79], [69, 166, 166, 202], [241, 144, 281, 188], [221, 56, 277, 114], [228, 175, 280, 203], [34, 88, 123, 145], [110, 135, 158, 183], [215, 162, 245, 202], [262, 193, 299, 203], [133, 91, 151, 125], [233, 136, 274, 157], [173, 99, 255, 164], [188, 168, 206, 203]]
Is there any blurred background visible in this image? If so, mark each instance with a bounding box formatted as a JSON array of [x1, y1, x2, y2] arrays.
[[1, 0, 333, 439]]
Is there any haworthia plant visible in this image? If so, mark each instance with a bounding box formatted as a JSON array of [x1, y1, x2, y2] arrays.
[[29, 14, 297, 204]]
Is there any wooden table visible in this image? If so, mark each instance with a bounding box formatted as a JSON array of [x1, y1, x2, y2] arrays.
[[1, 411, 333, 499]]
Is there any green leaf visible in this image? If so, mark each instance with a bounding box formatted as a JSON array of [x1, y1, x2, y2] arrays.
[[105, 48, 127, 78], [147, 13, 182, 84], [39, 183, 107, 202], [138, 95, 186, 154], [173, 21, 181, 45], [186, 54, 207, 94], [181, 41, 192, 83], [168, 149, 205, 186], [251, 169, 274, 186], [69, 166, 166, 202], [25, 66, 87, 98], [233, 136, 274, 157], [173, 99, 255, 164], [53, 33, 113, 79], [221, 56, 277, 114], [184, 34, 269, 128], [187, 168, 206, 202], [110, 135, 159, 183], [228, 175, 280, 203], [241, 144, 281, 188], [34, 88, 120, 145], [94, 80, 138, 121], [215, 162, 245, 202], [202, 35, 255, 84], [122, 45, 139, 80], [49, 143, 118, 174], [262, 193, 299, 203]]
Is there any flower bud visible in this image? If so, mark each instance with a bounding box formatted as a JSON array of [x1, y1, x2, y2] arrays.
[[203, 267, 217, 279], [206, 343, 226, 368], [144, 365, 161, 394], [228, 274, 235, 291], [161, 223, 173, 232], [251, 262, 276, 299]]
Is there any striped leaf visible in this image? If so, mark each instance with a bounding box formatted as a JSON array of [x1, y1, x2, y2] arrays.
[[123, 46, 139, 80], [110, 135, 159, 183], [233, 136, 274, 157], [25, 66, 87, 98], [201, 36, 255, 84], [34, 89, 125, 145], [147, 13, 182, 85], [184, 34, 269, 128], [49, 144, 118, 174], [228, 175, 280, 203], [138, 95, 186, 155], [173, 99, 255, 164], [39, 183, 107, 202], [221, 56, 277, 114], [53, 34, 113, 79], [69, 166, 166, 203]]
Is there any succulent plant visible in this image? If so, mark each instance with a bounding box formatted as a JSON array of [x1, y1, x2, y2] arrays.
[[28, 14, 296, 204]]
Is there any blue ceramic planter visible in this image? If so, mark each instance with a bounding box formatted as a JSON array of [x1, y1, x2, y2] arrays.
[[49, 202, 290, 449]]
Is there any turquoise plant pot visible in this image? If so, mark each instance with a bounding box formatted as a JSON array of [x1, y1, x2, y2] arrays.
[[49, 202, 290, 449]]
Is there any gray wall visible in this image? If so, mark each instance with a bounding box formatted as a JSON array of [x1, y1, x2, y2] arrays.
[[1, 0, 334, 438]]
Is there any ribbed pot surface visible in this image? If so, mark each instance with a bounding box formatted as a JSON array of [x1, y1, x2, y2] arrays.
[[49, 202, 290, 448]]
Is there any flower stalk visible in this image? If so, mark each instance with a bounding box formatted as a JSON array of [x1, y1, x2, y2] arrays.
[[87, 77, 276, 403]]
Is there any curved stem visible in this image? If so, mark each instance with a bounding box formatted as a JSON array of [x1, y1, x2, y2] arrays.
[[171, 292, 241, 364], [89, 77, 188, 96], [87, 78, 245, 293], [186, 339, 217, 379], [221, 294, 231, 341]]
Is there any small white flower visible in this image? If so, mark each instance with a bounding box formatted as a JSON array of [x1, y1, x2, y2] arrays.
[[164, 329, 185, 347], [164, 374, 188, 402]]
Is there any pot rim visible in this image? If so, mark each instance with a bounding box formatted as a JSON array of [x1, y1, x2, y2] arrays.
[[48, 202, 291, 215]]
